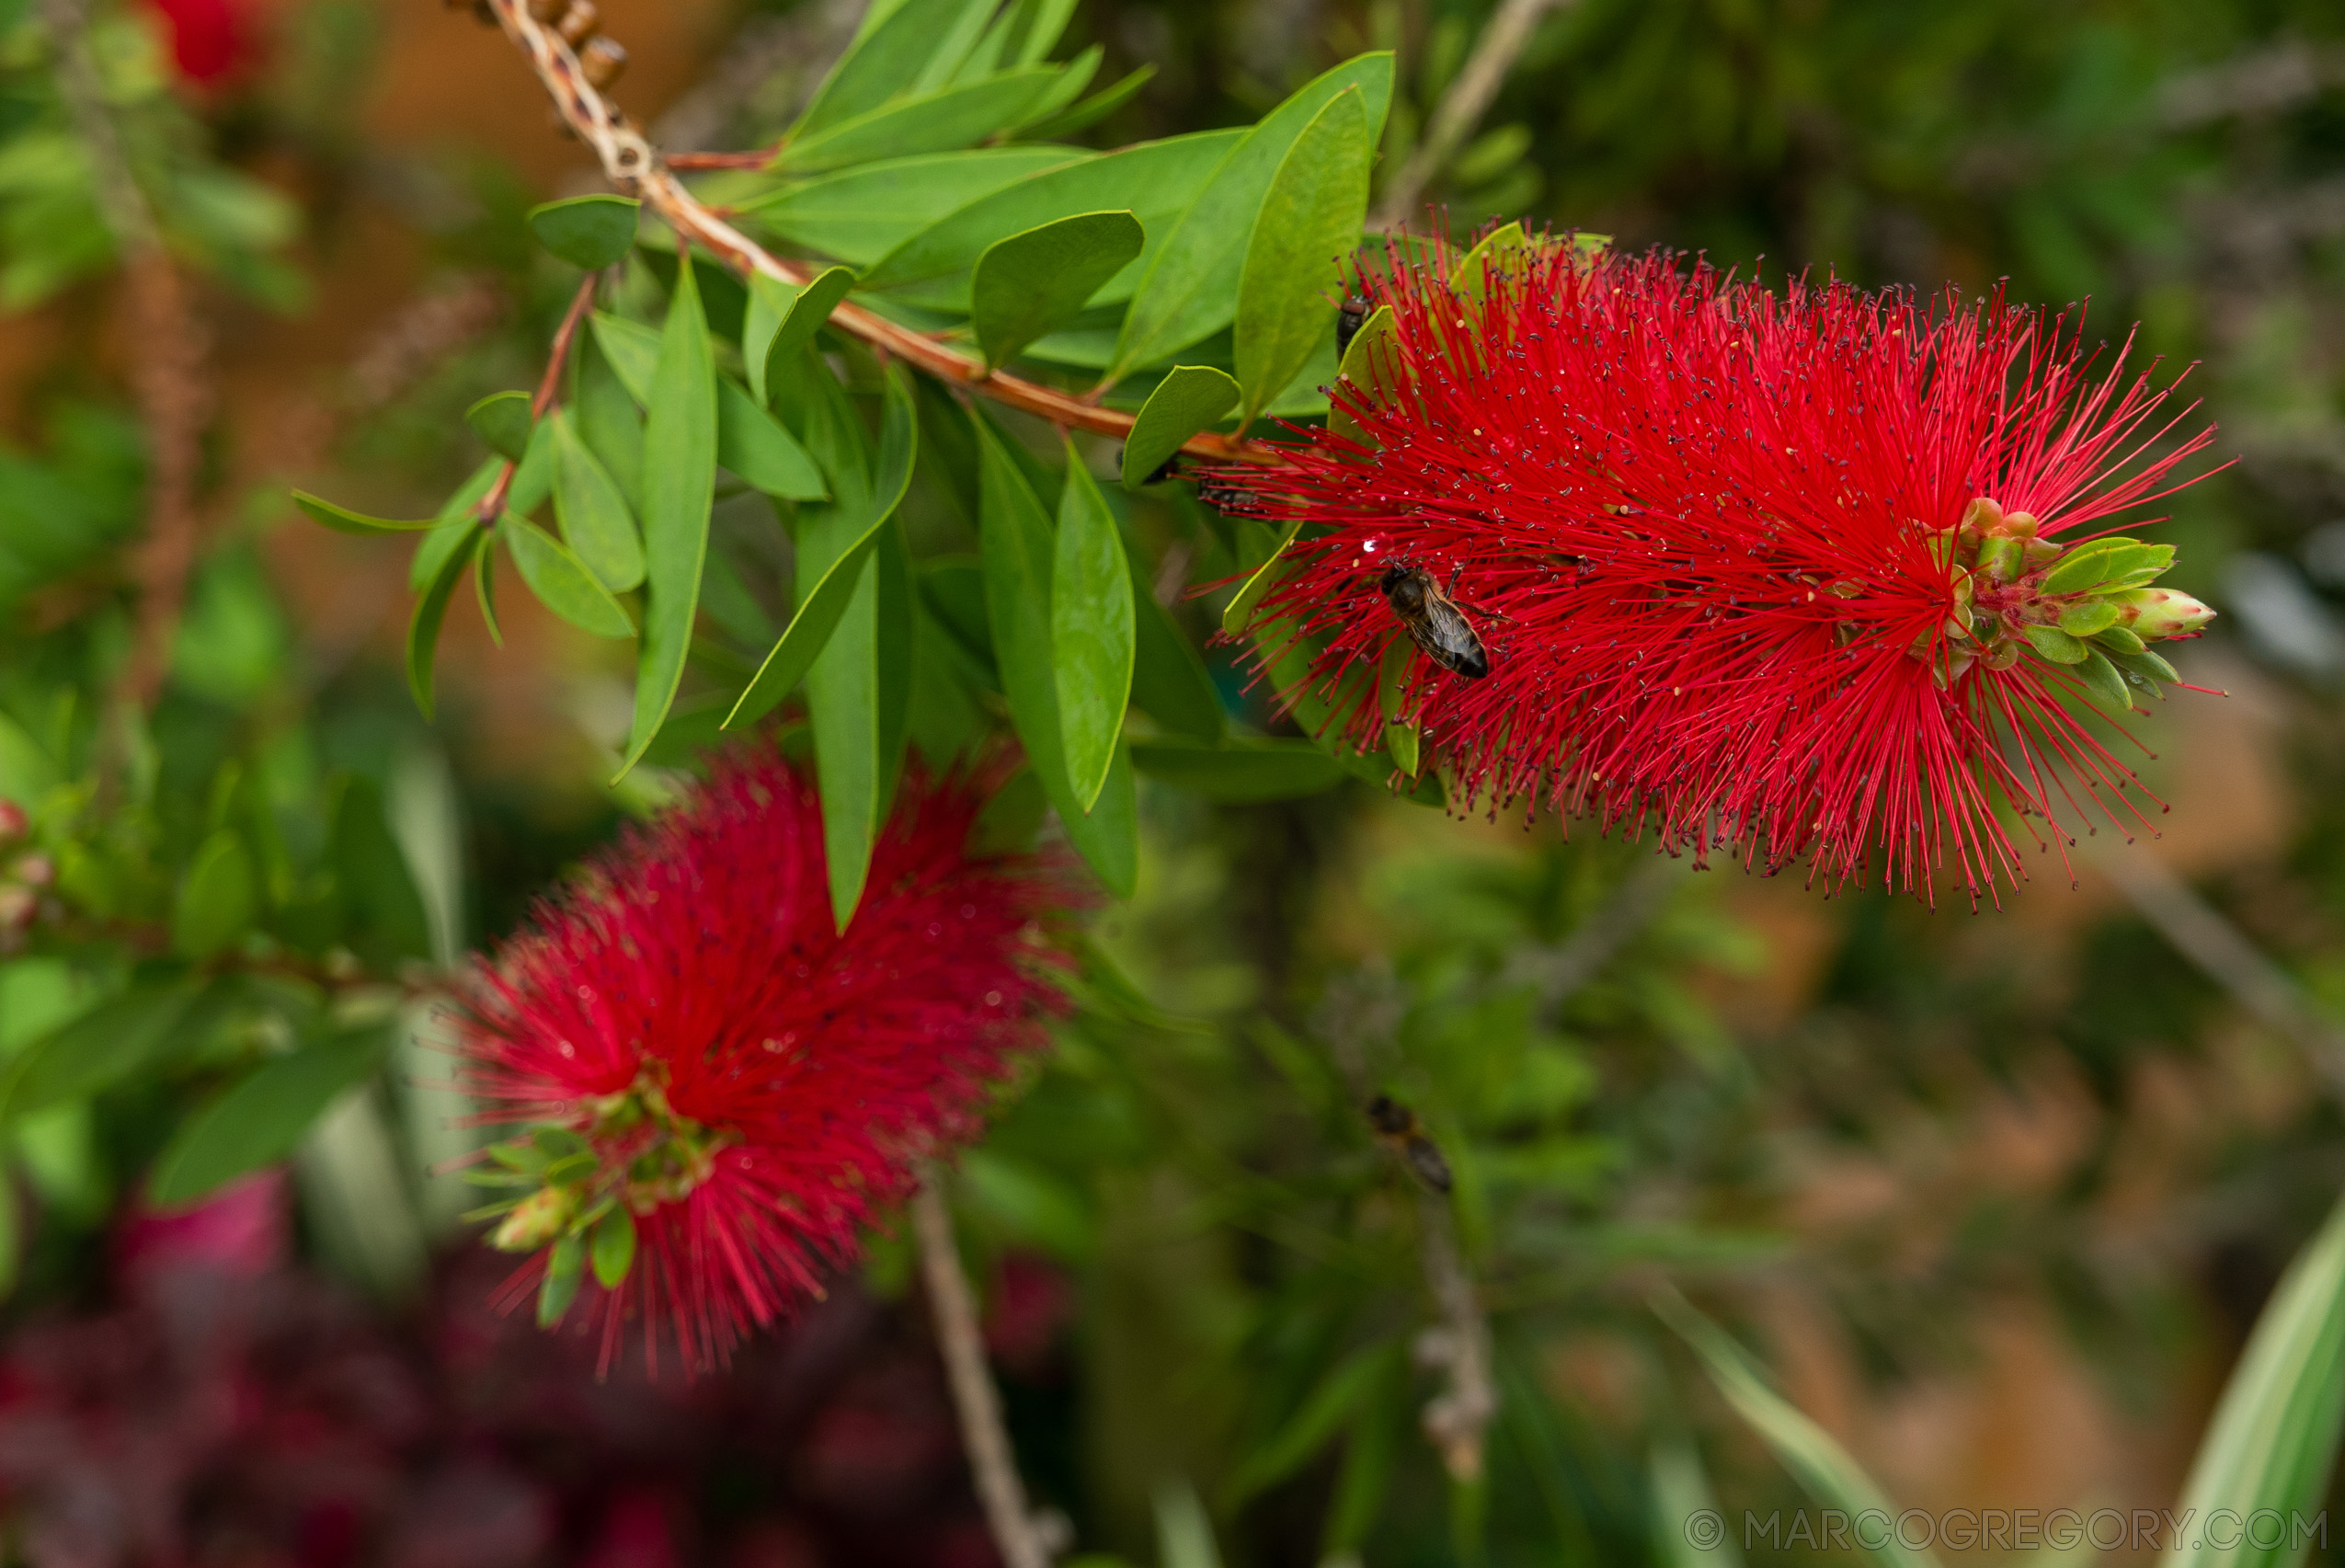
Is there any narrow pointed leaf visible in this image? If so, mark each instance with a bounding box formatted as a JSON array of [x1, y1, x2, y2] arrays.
[[738, 148, 1084, 267], [1121, 365, 1240, 487], [615, 255, 718, 782], [472, 524, 501, 646], [1017, 62, 1155, 141], [537, 1233, 585, 1329], [726, 365, 919, 729], [465, 390, 534, 463], [0, 978, 209, 1124], [779, 69, 1062, 177], [550, 409, 645, 591], [591, 312, 826, 500], [527, 194, 640, 270], [1233, 88, 1370, 426], [790, 0, 974, 141], [1327, 303, 1401, 448], [972, 210, 1144, 371], [148, 1025, 388, 1206], [576, 335, 646, 509], [1129, 738, 1347, 802], [505, 515, 635, 638], [292, 491, 445, 534], [1051, 445, 1135, 811], [409, 525, 483, 719], [173, 830, 256, 959], [746, 266, 855, 406], [589, 1207, 637, 1289]]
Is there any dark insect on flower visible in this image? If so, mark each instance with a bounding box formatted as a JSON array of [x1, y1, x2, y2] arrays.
[[1366, 1094, 1452, 1193], [1336, 292, 1372, 357], [1380, 562, 1490, 680], [1195, 475, 1245, 512]]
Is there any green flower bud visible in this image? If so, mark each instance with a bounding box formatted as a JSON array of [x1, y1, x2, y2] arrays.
[[2113, 587, 2215, 641], [491, 1184, 578, 1252]]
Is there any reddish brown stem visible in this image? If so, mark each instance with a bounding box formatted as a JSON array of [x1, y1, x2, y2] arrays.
[[480, 0, 1278, 467], [663, 148, 777, 170], [475, 271, 601, 523]]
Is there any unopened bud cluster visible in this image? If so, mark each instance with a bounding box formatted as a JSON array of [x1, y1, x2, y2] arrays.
[[1914, 498, 2214, 707], [0, 799, 55, 955]]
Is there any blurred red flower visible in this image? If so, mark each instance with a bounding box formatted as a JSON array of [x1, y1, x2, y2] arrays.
[[147, 0, 249, 86], [459, 753, 1070, 1373], [1226, 243, 2222, 905]]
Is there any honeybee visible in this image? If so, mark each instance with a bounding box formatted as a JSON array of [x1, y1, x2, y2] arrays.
[[1367, 1094, 1452, 1193], [1379, 563, 1490, 680], [1336, 292, 1371, 356]]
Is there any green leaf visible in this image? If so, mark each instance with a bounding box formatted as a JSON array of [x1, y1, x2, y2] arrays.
[[740, 148, 1084, 267], [862, 131, 1233, 303], [505, 515, 635, 638], [780, 69, 1064, 177], [2169, 1193, 2345, 1568], [806, 521, 913, 931], [576, 335, 645, 510], [1129, 737, 1348, 802], [1127, 560, 1224, 741], [1327, 303, 1401, 448], [1017, 62, 1156, 141], [1652, 1436, 1745, 1568], [1449, 220, 1529, 301], [1154, 1482, 1226, 1568], [1224, 1340, 1402, 1506], [791, 0, 979, 142], [550, 409, 644, 591], [527, 194, 641, 270], [977, 418, 1138, 896], [972, 210, 1145, 371], [1121, 365, 1240, 487], [589, 313, 826, 500], [1109, 54, 1394, 383], [1222, 519, 1302, 635], [464, 390, 534, 464], [726, 364, 920, 730], [408, 525, 482, 719], [538, 1232, 585, 1329], [2022, 624, 2088, 665], [616, 254, 719, 782], [2114, 647, 2180, 685], [0, 976, 212, 1123], [174, 829, 257, 959], [2038, 539, 2131, 596], [148, 1026, 387, 1206], [1378, 634, 1421, 775], [1657, 1290, 1941, 1568], [2076, 647, 2133, 711], [291, 490, 444, 534], [745, 266, 855, 406], [1051, 444, 1136, 811], [589, 1206, 637, 1289], [473, 521, 502, 646], [328, 774, 431, 965], [1233, 88, 1370, 427], [2057, 598, 2120, 636]]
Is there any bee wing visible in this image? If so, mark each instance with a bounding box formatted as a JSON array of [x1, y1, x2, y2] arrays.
[[1416, 596, 1489, 677]]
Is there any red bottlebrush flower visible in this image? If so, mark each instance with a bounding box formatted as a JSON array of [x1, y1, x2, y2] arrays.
[[147, 0, 249, 86], [457, 753, 1070, 1374], [1222, 241, 2222, 904]]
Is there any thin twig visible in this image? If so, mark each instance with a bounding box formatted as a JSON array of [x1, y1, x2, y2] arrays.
[[2087, 842, 2345, 1099], [1413, 1192, 1496, 1482], [912, 1172, 1055, 1568], [1499, 854, 1681, 1026], [475, 270, 601, 523], [478, 0, 1268, 464], [39, 0, 212, 727], [1371, 0, 1573, 230]]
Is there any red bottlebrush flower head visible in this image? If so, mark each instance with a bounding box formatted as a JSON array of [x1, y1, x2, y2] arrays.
[[1220, 235, 2225, 905], [456, 752, 1071, 1374], [146, 0, 250, 87]]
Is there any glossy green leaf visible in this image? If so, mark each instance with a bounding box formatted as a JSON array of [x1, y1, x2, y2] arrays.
[[780, 69, 1063, 177], [738, 148, 1083, 267], [1327, 303, 1401, 447], [745, 266, 855, 406], [2076, 647, 2133, 711], [1129, 737, 1348, 802], [1001, 41, 1100, 130], [407, 462, 499, 590], [1051, 444, 1135, 811], [862, 132, 1233, 303], [2038, 539, 2133, 596], [589, 313, 826, 500], [1449, 221, 1528, 301], [527, 194, 640, 270], [464, 390, 533, 464], [908, 0, 1002, 94], [2169, 1193, 2345, 1568], [1222, 519, 1303, 635], [0, 976, 210, 1124], [972, 210, 1144, 370], [408, 524, 482, 719], [504, 515, 635, 638], [791, 0, 976, 141], [726, 364, 920, 730], [2022, 624, 2089, 665], [1017, 62, 1155, 141], [1223, 1340, 1401, 1506], [1121, 365, 1240, 487], [291, 491, 444, 534], [1377, 634, 1421, 775], [1127, 563, 1224, 742], [550, 409, 644, 591], [589, 1206, 637, 1289], [1233, 88, 1370, 426], [616, 255, 718, 782], [575, 335, 645, 510], [174, 829, 256, 959], [1109, 54, 1393, 383], [472, 521, 502, 646], [148, 1025, 387, 1206], [538, 1232, 585, 1329], [977, 418, 1138, 896], [1658, 1290, 1941, 1568]]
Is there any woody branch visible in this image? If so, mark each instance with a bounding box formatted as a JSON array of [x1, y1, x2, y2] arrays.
[[479, 0, 1266, 464]]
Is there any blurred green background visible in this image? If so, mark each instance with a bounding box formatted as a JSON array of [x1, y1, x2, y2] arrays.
[[5, 0, 2345, 1563]]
